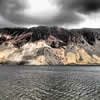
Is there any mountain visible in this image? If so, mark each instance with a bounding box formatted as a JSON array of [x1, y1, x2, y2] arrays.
[[0, 26, 100, 65]]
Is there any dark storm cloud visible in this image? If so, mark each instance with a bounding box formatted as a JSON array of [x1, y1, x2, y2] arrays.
[[53, 0, 100, 25], [0, 0, 100, 27], [63, 0, 100, 14]]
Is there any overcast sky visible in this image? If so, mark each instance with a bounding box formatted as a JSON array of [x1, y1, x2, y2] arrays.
[[0, 0, 100, 29]]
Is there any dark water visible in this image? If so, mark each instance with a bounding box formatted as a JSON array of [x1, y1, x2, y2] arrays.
[[0, 66, 100, 100]]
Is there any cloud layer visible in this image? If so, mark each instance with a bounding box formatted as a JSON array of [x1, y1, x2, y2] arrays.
[[0, 0, 100, 27]]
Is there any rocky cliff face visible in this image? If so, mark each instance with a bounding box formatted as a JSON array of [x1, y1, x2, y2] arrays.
[[0, 26, 100, 65]]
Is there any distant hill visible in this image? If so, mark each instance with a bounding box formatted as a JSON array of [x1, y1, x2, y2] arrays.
[[0, 26, 100, 65], [0, 26, 100, 48]]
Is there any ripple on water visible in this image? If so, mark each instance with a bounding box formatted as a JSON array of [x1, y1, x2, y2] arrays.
[[0, 71, 100, 100]]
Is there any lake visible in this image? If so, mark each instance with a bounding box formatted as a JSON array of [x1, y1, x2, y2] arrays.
[[0, 66, 100, 100]]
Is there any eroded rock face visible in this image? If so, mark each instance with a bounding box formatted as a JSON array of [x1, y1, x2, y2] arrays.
[[0, 26, 100, 65], [66, 52, 77, 64], [0, 41, 100, 65], [0, 26, 100, 48], [0, 46, 17, 64]]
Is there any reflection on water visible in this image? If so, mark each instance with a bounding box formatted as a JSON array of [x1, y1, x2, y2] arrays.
[[0, 67, 100, 100]]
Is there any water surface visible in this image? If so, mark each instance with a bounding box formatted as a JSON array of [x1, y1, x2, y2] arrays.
[[0, 66, 100, 100]]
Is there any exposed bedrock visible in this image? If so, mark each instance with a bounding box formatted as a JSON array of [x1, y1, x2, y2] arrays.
[[0, 26, 100, 49]]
